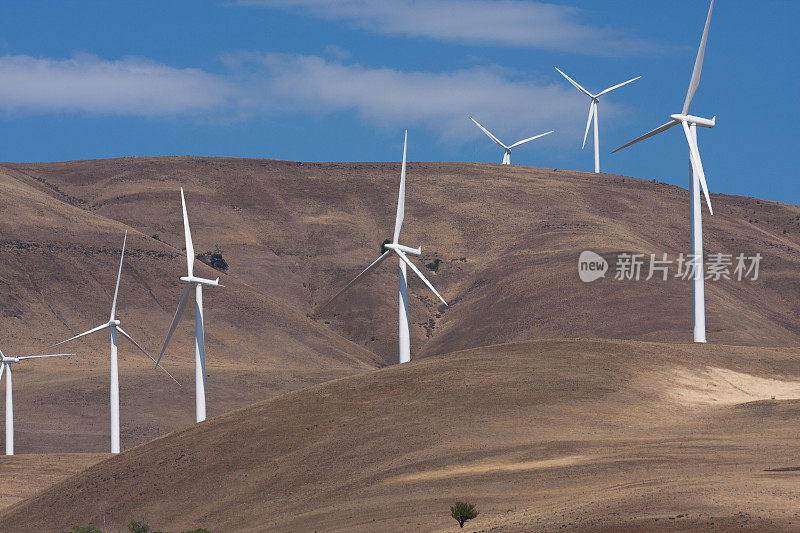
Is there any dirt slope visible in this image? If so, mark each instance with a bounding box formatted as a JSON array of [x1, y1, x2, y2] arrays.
[[2, 339, 798, 532], [0, 162, 380, 455], [5, 157, 799, 365], [0, 454, 106, 510]]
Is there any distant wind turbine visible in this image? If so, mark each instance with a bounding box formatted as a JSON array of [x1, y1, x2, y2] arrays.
[[55, 231, 178, 453], [2, 350, 72, 455], [156, 188, 220, 423], [469, 116, 553, 165], [554, 66, 641, 173], [612, 0, 716, 343], [321, 131, 448, 364]]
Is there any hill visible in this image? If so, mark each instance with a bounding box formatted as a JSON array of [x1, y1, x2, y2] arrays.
[[0, 159, 381, 455], [5, 158, 800, 361], [2, 338, 799, 531], [0, 157, 799, 522]]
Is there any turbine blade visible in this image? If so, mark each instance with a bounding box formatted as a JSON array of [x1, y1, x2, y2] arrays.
[[155, 284, 192, 367], [393, 250, 448, 307], [118, 326, 180, 386], [681, 121, 714, 215], [17, 354, 73, 360], [683, 0, 714, 114], [596, 76, 642, 97], [469, 116, 507, 149], [611, 120, 680, 154], [0, 363, 4, 381], [54, 323, 110, 346], [110, 231, 127, 321], [554, 67, 592, 98], [508, 131, 554, 149], [318, 250, 392, 310], [181, 188, 195, 278], [392, 131, 407, 244], [582, 102, 595, 150]]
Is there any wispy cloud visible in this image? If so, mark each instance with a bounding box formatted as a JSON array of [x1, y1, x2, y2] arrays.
[[225, 52, 591, 142], [0, 52, 608, 143], [0, 54, 234, 116], [222, 0, 654, 55]]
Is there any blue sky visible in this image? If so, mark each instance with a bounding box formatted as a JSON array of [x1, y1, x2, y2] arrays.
[[0, 1, 797, 203]]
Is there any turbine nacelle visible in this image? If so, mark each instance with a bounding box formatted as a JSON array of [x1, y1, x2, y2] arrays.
[[385, 243, 421, 256], [109, 319, 121, 327], [670, 114, 716, 128], [180, 276, 220, 287], [0, 357, 19, 364]]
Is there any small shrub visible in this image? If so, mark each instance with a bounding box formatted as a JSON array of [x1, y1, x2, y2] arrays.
[[426, 258, 442, 272], [196, 246, 229, 273], [128, 520, 157, 533], [450, 501, 479, 528], [151, 234, 161, 242]]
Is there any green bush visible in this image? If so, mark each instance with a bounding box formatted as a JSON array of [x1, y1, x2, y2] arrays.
[[196, 246, 229, 273], [129, 520, 156, 533], [425, 258, 442, 272], [450, 501, 479, 528]]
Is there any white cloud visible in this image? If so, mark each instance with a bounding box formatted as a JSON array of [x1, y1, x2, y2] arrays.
[[0, 52, 609, 144], [223, 0, 654, 55], [0, 54, 234, 116], [225, 52, 593, 143]]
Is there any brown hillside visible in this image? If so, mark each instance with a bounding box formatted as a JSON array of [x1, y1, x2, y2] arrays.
[[5, 157, 800, 363], [0, 161, 380, 455], [0, 157, 797, 457], [2, 339, 799, 532]]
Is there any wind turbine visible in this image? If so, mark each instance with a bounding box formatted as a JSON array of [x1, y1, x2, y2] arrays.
[[1, 350, 72, 455], [612, 0, 716, 343], [55, 231, 177, 453], [155, 188, 220, 423], [321, 131, 448, 364], [469, 116, 553, 165], [554, 67, 640, 173]]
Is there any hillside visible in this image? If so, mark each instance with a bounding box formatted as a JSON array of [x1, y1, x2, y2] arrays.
[[0, 160, 381, 455], [0, 157, 797, 454], [6, 158, 800, 359], [2, 338, 799, 532]]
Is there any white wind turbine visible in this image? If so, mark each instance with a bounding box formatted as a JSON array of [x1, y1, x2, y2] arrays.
[[155, 188, 220, 423], [469, 116, 553, 165], [322, 131, 448, 364], [612, 0, 716, 343], [1, 350, 72, 455], [554, 67, 640, 173], [55, 231, 178, 453]]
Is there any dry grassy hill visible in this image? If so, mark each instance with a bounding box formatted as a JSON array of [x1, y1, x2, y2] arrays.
[[5, 157, 800, 362], [0, 157, 798, 530], [2, 339, 799, 532]]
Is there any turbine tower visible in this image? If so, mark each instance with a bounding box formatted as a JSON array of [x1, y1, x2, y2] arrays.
[[554, 66, 641, 173], [156, 188, 220, 423], [612, 0, 716, 343], [322, 131, 448, 364], [1, 350, 72, 455], [469, 117, 553, 165], [56, 231, 177, 453]]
